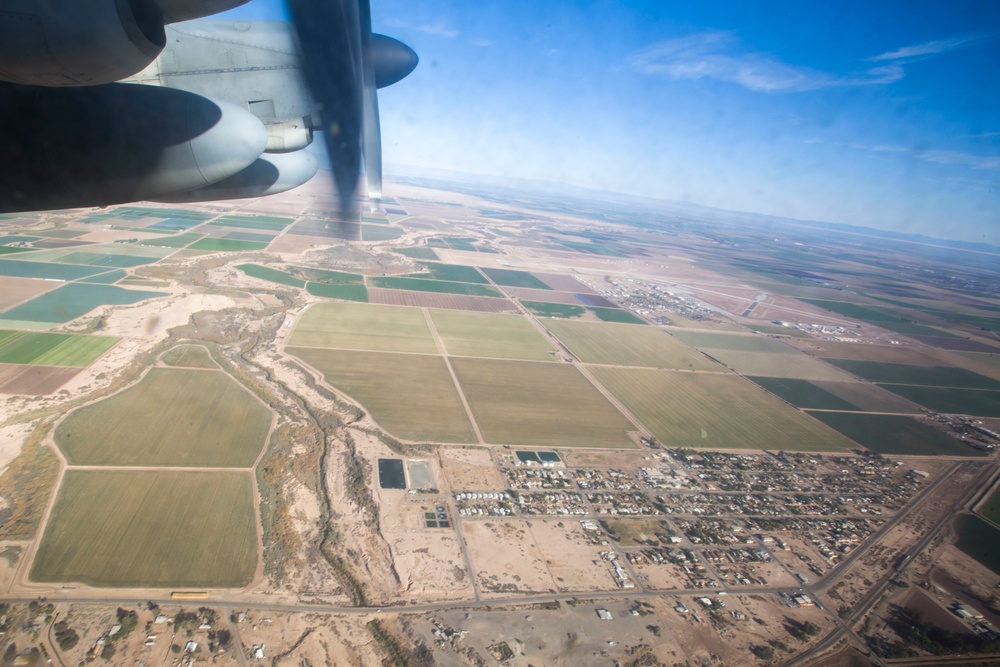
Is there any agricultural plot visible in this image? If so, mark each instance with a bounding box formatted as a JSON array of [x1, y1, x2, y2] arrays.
[[824, 359, 1000, 389], [414, 263, 488, 284], [531, 272, 597, 293], [590, 367, 855, 451], [0, 277, 56, 310], [361, 224, 403, 241], [367, 288, 512, 312], [669, 331, 795, 353], [480, 267, 550, 289], [56, 368, 271, 466], [805, 412, 982, 456], [545, 319, 722, 371], [0, 331, 118, 366], [588, 307, 645, 324], [138, 232, 204, 248], [0, 364, 80, 395], [955, 514, 1000, 575], [369, 276, 502, 297], [223, 231, 275, 243], [52, 252, 157, 268], [79, 270, 126, 284], [289, 302, 436, 353], [288, 348, 475, 442], [0, 246, 35, 255], [811, 381, 924, 413], [522, 301, 586, 318], [188, 238, 269, 252], [394, 247, 439, 260], [878, 385, 1000, 417], [0, 259, 107, 281], [451, 358, 635, 448], [701, 349, 859, 382], [294, 267, 363, 284], [160, 345, 216, 369], [31, 470, 257, 587], [505, 288, 585, 305], [749, 377, 860, 411], [306, 283, 369, 302], [1, 283, 165, 324], [212, 214, 292, 230], [979, 488, 1000, 525], [428, 309, 556, 361], [236, 264, 305, 288]]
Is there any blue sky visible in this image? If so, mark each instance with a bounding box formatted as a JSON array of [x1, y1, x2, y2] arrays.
[[220, 1, 1000, 244]]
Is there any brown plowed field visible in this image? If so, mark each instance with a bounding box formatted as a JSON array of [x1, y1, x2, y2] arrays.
[[0, 277, 59, 311], [0, 363, 79, 394], [531, 272, 597, 293], [504, 288, 584, 305], [367, 287, 514, 312]]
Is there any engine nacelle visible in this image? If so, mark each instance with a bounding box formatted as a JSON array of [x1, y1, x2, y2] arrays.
[[265, 118, 313, 153], [0, 0, 250, 86], [154, 149, 319, 203], [0, 82, 267, 212]]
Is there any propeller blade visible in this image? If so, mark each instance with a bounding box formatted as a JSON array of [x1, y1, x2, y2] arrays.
[[361, 34, 382, 206], [286, 0, 362, 215]]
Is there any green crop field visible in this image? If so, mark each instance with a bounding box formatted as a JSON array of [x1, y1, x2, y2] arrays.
[[79, 270, 126, 284], [56, 368, 271, 466], [394, 247, 439, 260], [2, 284, 165, 324], [591, 367, 854, 451], [810, 381, 923, 413], [0, 331, 118, 366], [806, 411, 983, 456], [699, 348, 858, 381], [31, 470, 257, 587], [295, 267, 363, 284], [362, 224, 403, 241], [877, 385, 1000, 417], [429, 309, 555, 360], [288, 347, 475, 442], [669, 331, 796, 353], [955, 514, 1000, 574], [53, 252, 156, 268], [451, 358, 635, 448], [236, 264, 305, 287], [290, 302, 435, 353], [749, 377, 860, 411], [588, 307, 646, 324], [980, 488, 1000, 525], [523, 301, 586, 318], [161, 345, 217, 369], [212, 215, 292, 230], [139, 232, 204, 248], [188, 238, 269, 252], [0, 246, 35, 255], [481, 267, 550, 289], [545, 320, 722, 370], [0, 259, 106, 281], [369, 276, 502, 297], [305, 282, 369, 302], [824, 359, 1000, 389], [415, 263, 488, 284]]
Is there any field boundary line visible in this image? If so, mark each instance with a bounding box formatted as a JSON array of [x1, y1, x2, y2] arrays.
[[421, 308, 485, 445]]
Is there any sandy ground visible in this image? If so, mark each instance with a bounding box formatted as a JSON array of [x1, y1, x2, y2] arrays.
[[439, 447, 506, 490], [462, 520, 557, 597], [527, 520, 620, 592]]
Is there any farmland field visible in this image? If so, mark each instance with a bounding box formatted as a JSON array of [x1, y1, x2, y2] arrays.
[[531, 273, 598, 293], [367, 288, 512, 312], [361, 224, 403, 241], [414, 262, 488, 284], [429, 310, 556, 360], [545, 319, 722, 371], [590, 367, 855, 451], [0, 259, 107, 281], [749, 377, 861, 411], [522, 301, 586, 318], [805, 411, 982, 456], [588, 307, 646, 324], [955, 514, 1000, 574], [505, 288, 585, 305], [877, 384, 1000, 417], [0, 277, 56, 310], [212, 214, 292, 230], [138, 232, 203, 248], [236, 264, 305, 287], [56, 368, 271, 466], [288, 347, 475, 442], [52, 252, 156, 268], [31, 470, 257, 587], [161, 345, 216, 369], [188, 238, 269, 252], [369, 276, 502, 297], [80, 270, 126, 284], [979, 487, 1000, 525], [295, 267, 363, 284], [289, 302, 436, 353], [306, 282, 369, 302], [451, 358, 635, 448], [669, 331, 796, 353], [810, 381, 923, 413], [0, 331, 118, 366], [824, 359, 1000, 389], [1, 283, 166, 324], [0, 364, 80, 394], [481, 267, 550, 289], [701, 349, 858, 381], [394, 247, 439, 260]]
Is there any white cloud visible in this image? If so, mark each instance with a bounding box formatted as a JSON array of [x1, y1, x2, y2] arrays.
[[869, 35, 986, 62], [852, 142, 1000, 170], [629, 31, 903, 92], [385, 18, 458, 38]]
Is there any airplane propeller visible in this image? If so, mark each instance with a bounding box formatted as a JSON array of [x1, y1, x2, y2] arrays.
[[285, 0, 416, 218]]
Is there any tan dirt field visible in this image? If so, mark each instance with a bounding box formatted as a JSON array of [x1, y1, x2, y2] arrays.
[[367, 287, 515, 312], [0, 277, 59, 311], [461, 520, 557, 597], [439, 447, 506, 490], [527, 520, 621, 592]]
